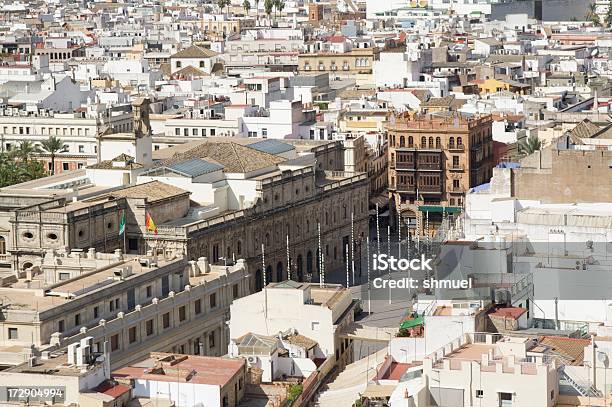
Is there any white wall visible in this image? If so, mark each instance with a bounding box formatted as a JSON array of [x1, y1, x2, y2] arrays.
[[133, 379, 219, 407]]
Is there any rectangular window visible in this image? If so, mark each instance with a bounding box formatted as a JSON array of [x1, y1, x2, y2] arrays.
[[93, 306, 99, 319], [109, 300, 114, 312], [209, 293, 216, 309], [233, 284, 239, 299], [8, 328, 18, 340], [74, 313, 81, 326], [175, 128, 181, 136], [162, 312, 170, 329], [59, 272, 70, 280], [146, 285, 152, 298], [476, 390, 483, 398], [58, 320, 65, 332], [210, 129, 216, 136], [62, 163, 69, 171], [110, 334, 119, 351], [192, 128, 198, 136], [146, 319, 154, 336], [209, 331, 215, 348], [195, 299, 202, 315], [78, 145, 85, 153], [179, 305, 186, 322], [128, 327, 137, 343]]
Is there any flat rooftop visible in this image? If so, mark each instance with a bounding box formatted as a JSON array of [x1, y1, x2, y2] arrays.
[[5, 352, 104, 377], [0, 255, 185, 312], [113, 353, 245, 386]]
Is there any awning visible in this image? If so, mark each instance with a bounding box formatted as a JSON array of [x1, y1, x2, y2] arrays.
[[418, 205, 462, 214], [400, 316, 424, 330], [370, 190, 390, 208], [362, 384, 397, 399]]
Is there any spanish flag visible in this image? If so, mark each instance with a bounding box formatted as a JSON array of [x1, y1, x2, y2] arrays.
[[145, 212, 158, 234]]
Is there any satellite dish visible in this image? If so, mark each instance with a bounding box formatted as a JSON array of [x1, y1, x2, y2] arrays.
[[591, 48, 599, 57]]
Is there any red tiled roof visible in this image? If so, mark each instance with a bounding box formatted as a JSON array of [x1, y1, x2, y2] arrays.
[[489, 307, 527, 320], [93, 382, 131, 398], [328, 35, 347, 43]]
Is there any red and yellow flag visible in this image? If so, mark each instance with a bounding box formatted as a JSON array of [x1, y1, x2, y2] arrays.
[[145, 212, 158, 234]]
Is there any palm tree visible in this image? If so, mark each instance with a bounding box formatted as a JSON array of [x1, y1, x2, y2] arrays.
[[242, 0, 251, 15], [40, 136, 67, 175], [217, 0, 230, 14], [276, 0, 285, 16], [605, 0, 612, 27], [16, 140, 39, 162], [274, 0, 284, 17], [264, 0, 274, 20], [518, 134, 541, 157], [586, 2, 601, 26]]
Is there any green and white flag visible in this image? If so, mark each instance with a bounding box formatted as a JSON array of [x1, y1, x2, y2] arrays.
[[119, 212, 126, 235]]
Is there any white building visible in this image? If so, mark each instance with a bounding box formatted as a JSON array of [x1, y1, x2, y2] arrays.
[[228, 281, 356, 369]]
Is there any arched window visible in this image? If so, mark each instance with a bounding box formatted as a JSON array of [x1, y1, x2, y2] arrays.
[[297, 255, 304, 281], [408, 136, 413, 147], [421, 136, 426, 148], [0, 236, 5, 255], [306, 251, 313, 276], [265, 265, 273, 286], [276, 262, 284, 282], [255, 269, 263, 291], [237, 240, 242, 256], [428, 137, 434, 148], [457, 137, 463, 146], [449, 137, 455, 148], [435, 137, 441, 148], [399, 136, 405, 147]]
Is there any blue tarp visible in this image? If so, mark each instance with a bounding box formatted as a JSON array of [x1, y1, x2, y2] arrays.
[[497, 162, 520, 169]]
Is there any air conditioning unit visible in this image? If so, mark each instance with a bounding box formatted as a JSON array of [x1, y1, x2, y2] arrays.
[[246, 356, 259, 366]]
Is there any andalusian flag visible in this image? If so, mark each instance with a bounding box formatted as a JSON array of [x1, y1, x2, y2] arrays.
[[145, 212, 158, 234], [119, 211, 126, 235]]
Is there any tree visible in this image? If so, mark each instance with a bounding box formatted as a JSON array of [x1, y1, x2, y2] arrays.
[[0, 151, 46, 188], [15, 140, 39, 162], [274, 0, 284, 17], [586, 2, 601, 26], [40, 136, 67, 175], [518, 134, 541, 157], [255, 0, 260, 22], [264, 0, 274, 19], [242, 0, 251, 15], [217, 0, 230, 14], [605, 0, 612, 27]]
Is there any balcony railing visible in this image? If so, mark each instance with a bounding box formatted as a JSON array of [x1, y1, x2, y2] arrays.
[[449, 165, 464, 171], [418, 185, 442, 193], [416, 163, 442, 170], [448, 144, 465, 152], [396, 162, 415, 170]]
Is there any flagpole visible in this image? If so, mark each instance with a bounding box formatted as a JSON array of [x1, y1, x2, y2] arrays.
[[286, 234, 290, 281], [351, 212, 355, 286], [123, 210, 127, 255]]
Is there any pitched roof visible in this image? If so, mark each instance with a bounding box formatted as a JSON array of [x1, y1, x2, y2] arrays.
[[161, 141, 284, 173], [539, 336, 591, 365], [167, 158, 224, 177], [105, 180, 190, 202], [171, 45, 219, 59], [171, 65, 210, 79], [87, 154, 144, 170], [247, 139, 295, 155], [569, 119, 601, 140]]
